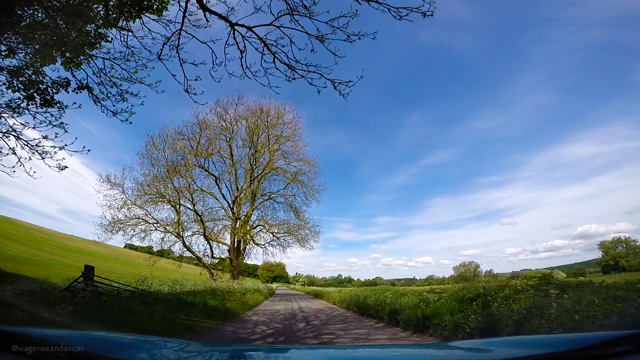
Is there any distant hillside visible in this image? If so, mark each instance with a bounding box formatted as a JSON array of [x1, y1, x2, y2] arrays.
[[546, 258, 600, 272], [0, 216, 246, 283]]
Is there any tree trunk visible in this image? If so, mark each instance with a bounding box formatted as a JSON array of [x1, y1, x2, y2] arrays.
[[229, 257, 241, 281]]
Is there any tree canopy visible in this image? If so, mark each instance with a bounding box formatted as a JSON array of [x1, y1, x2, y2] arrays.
[[257, 261, 289, 284], [1, 0, 435, 176], [597, 236, 640, 274], [451, 261, 482, 283], [97, 94, 323, 280]]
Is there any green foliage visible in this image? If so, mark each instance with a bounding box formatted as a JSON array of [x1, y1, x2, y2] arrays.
[[597, 236, 640, 274], [2, 0, 434, 176], [452, 261, 482, 283], [0, 269, 274, 338], [291, 278, 640, 341], [123, 243, 155, 255], [258, 262, 289, 284], [288, 272, 453, 288], [1, 0, 168, 176], [567, 267, 588, 278], [175, 254, 201, 267], [212, 259, 259, 279], [550, 269, 567, 280], [153, 248, 175, 259]]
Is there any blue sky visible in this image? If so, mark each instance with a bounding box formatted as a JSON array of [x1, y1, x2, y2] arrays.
[[2, 0, 640, 278]]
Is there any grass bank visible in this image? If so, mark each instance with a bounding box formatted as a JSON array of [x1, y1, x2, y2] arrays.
[[290, 278, 640, 341], [0, 216, 260, 284], [0, 216, 272, 337], [0, 270, 275, 338]]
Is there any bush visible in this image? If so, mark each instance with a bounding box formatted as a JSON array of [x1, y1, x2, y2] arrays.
[[291, 278, 640, 341], [568, 267, 587, 278]]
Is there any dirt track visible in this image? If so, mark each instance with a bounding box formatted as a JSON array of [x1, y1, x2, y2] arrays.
[[195, 287, 438, 345]]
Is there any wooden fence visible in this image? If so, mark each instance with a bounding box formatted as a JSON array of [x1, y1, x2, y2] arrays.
[[63, 265, 140, 294]]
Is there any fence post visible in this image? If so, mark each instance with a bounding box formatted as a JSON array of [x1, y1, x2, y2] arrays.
[[83, 265, 95, 285]]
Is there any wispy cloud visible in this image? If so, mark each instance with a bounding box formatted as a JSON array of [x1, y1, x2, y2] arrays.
[[385, 149, 459, 188], [624, 206, 640, 215], [0, 151, 102, 240], [291, 120, 640, 276], [499, 218, 518, 226], [326, 223, 397, 242], [370, 244, 388, 250]]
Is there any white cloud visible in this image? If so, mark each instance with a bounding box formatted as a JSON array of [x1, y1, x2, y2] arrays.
[[319, 257, 326, 261], [379, 258, 406, 267], [499, 218, 518, 226], [407, 262, 424, 268], [572, 223, 638, 240], [551, 223, 572, 230], [370, 254, 383, 258], [347, 258, 359, 263], [318, 263, 346, 272], [436, 260, 451, 267], [459, 249, 484, 256], [370, 244, 388, 249], [505, 248, 523, 255], [416, 256, 434, 263], [502, 239, 591, 261]]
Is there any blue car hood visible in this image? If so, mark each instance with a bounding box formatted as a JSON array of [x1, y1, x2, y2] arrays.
[[1, 326, 638, 360]]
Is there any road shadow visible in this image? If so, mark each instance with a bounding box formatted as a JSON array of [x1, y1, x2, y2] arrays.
[[196, 287, 437, 345]]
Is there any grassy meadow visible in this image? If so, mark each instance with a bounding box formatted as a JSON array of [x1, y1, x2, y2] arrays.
[[291, 276, 640, 341], [0, 216, 272, 338], [0, 216, 262, 284]]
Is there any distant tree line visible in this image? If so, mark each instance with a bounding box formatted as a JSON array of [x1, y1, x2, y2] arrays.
[[289, 273, 467, 288], [122, 243, 260, 279], [122, 235, 639, 286]]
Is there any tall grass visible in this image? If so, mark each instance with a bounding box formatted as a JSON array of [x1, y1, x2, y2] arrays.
[[291, 278, 640, 340]]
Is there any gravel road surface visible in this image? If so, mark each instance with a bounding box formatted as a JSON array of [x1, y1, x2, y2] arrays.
[[195, 287, 438, 345]]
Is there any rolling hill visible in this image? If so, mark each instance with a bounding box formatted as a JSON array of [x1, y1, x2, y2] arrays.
[[545, 258, 600, 272], [0, 215, 245, 284]]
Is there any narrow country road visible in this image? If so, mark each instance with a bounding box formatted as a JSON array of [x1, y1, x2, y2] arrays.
[[195, 287, 438, 345]]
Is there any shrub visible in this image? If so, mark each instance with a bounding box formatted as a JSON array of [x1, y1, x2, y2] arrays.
[[290, 278, 640, 341]]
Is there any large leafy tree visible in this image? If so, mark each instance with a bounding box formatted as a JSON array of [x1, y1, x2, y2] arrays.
[[257, 261, 289, 284], [451, 260, 482, 283], [1, 0, 435, 177], [596, 236, 640, 274], [97, 94, 322, 280]]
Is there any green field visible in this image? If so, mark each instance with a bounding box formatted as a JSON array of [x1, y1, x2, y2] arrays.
[[0, 216, 258, 284], [545, 258, 599, 272], [291, 276, 640, 340], [0, 216, 272, 338]]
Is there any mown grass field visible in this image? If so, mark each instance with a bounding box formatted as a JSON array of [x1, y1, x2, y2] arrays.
[[0, 216, 272, 338], [0, 215, 259, 284], [291, 277, 640, 341]]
